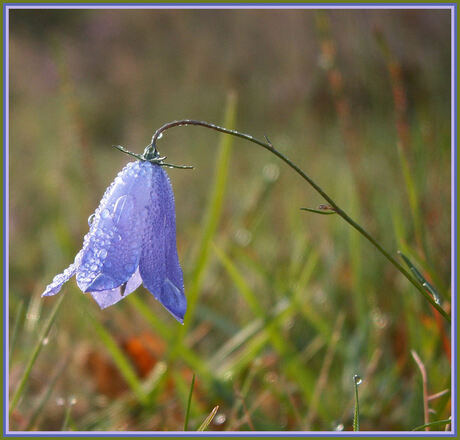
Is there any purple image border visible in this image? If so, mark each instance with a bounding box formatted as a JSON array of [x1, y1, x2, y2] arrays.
[[2, 2, 456, 437]]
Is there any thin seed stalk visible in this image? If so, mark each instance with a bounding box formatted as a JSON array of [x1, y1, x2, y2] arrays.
[[150, 120, 450, 324]]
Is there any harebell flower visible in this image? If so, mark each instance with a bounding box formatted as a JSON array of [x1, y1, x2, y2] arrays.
[[42, 144, 190, 323]]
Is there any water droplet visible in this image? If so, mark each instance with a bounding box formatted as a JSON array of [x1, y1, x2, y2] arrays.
[[90, 264, 98, 271], [88, 213, 96, 226], [157, 132, 163, 139], [99, 249, 108, 259], [334, 423, 344, 431], [234, 228, 252, 247], [101, 209, 111, 219], [354, 375, 362, 385], [214, 414, 226, 425], [42, 337, 49, 345], [69, 396, 77, 406], [263, 163, 280, 181]]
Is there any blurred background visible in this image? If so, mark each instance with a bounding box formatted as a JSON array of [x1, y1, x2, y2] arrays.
[[9, 8, 451, 431]]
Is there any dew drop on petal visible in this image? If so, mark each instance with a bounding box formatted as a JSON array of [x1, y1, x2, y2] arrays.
[[88, 213, 96, 226], [101, 209, 111, 219], [99, 249, 108, 259], [90, 264, 98, 271]]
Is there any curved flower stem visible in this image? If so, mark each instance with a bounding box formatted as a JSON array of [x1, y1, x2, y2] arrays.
[[150, 120, 450, 323]]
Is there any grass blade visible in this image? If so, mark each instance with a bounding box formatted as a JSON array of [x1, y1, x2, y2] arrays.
[[61, 398, 75, 430], [183, 91, 238, 329], [25, 356, 70, 430], [300, 207, 336, 215], [412, 418, 451, 431], [9, 293, 65, 415], [411, 350, 429, 431], [9, 300, 24, 367], [197, 405, 219, 431], [184, 373, 196, 431], [398, 251, 441, 305], [353, 374, 362, 431]]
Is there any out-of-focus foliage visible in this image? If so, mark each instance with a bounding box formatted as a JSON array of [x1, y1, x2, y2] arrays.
[[9, 9, 451, 431]]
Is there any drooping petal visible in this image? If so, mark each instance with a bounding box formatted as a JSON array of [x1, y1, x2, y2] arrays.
[[76, 161, 152, 293], [162, 168, 187, 320], [139, 164, 186, 323], [42, 250, 83, 297], [89, 266, 142, 309]]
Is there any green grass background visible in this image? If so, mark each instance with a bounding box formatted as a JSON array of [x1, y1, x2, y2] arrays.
[[8, 8, 451, 431]]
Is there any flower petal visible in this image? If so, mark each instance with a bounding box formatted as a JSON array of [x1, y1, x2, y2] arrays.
[[89, 266, 142, 309], [139, 165, 186, 323], [76, 161, 152, 292], [42, 250, 83, 297]]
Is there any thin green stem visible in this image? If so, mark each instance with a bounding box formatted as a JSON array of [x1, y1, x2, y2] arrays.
[[184, 373, 196, 431], [9, 300, 24, 367], [353, 375, 361, 431], [150, 120, 450, 323], [61, 399, 74, 431]]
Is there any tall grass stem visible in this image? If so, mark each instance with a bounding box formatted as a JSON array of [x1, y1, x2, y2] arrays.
[[353, 374, 361, 431]]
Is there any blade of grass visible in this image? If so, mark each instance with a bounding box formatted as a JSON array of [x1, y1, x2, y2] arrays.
[[412, 418, 451, 431], [9, 300, 24, 367], [142, 361, 168, 400], [61, 398, 74, 431], [300, 207, 336, 215], [197, 405, 219, 431], [25, 356, 70, 430], [392, 211, 449, 299], [375, 28, 428, 257], [411, 350, 429, 431], [399, 251, 441, 305], [181, 91, 238, 331], [184, 373, 196, 431], [353, 374, 362, 431], [303, 312, 345, 429], [9, 293, 65, 415]]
